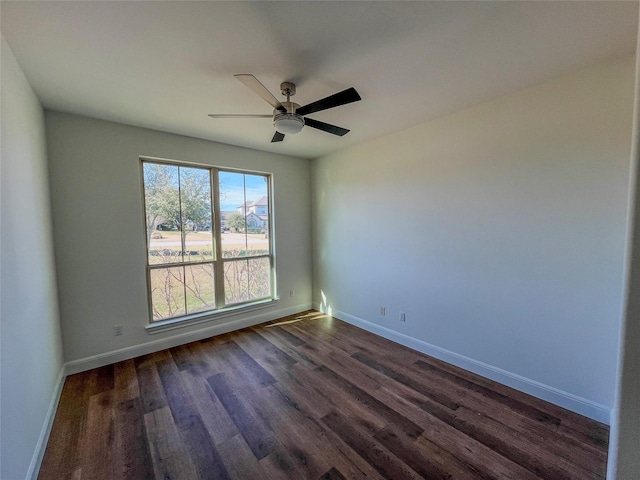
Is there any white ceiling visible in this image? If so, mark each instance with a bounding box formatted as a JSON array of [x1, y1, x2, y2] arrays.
[[1, 1, 638, 160]]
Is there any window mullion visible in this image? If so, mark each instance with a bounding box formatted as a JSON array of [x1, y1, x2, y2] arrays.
[[176, 167, 188, 315], [242, 175, 248, 257], [211, 168, 226, 308], [267, 174, 275, 299]]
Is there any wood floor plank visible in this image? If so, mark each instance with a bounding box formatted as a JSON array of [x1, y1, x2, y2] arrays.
[[321, 409, 423, 480], [557, 421, 610, 455], [255, 326, 319, 370], [351, 350, 462, 411], [315, 364, 424, 439], [413, 358, 561, 425], [38, 311, 609, 480], [168, 343, 201, 372], [373, 384, 543, 480], [402, 356, 606, 472], [373, 426, 484, 480], [400, 343, 609, 448], [180, 340, 222, 378], [300, 365, 388, 432], [376, 348, 607, 477], [262, 323, 307, 347], [319, 467, 347, 480], [255, 384, 385, 480], [455, 404, 605, 480], [87, 364, 115, 397], [416, 396, 592, 480], [258, 445, 320, 480], [38, 374, 89, 480], [180, 368, 240, 446], [207, 372, 278, 460], [255, 410, 329, 478], [298, 342, 384, 393], [156, 356, 231, 480], [134, 359, 168, 415], [112, 397, 154, 480], [113, 359, 140, 402], [216, 434, 269, 480], [204, 340, 276, 388], [286, 322, 361, 358], [270, 363, 338, 420], [231, 328, 298, 379], [268, 360, 405, 480], [77, 391, 114, 480], [143, 407, 200, 480]]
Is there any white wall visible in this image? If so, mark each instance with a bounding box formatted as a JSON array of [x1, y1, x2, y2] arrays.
[[608, 15, 640, 479], [1, 37, 64, 480], [312, 55, 636, 422], [45, 112, 312, 366]]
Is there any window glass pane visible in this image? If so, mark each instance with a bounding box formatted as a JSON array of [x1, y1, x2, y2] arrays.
[[150, 266, 186, 320], [219, 171, 248, 258], [223, 258, 271, 306], [248, 257, 271, 300], [144, 163, 181, 264], [245, 174, 270, 257], [179, 167, 214, 263], [223, 259, 249, 305], [219, 171, 270, 258], [185, 264, 215, 314]]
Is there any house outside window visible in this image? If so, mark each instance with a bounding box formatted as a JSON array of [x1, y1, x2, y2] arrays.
[[141, 158, 274, 323]]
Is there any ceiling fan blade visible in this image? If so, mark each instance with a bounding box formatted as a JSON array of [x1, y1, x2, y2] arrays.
[[271, 132, 285, 143], [234, 74, 286, 112], [208, 114, 272, 118], [304, 117, 350, 136], [296, 87, 361, 116]]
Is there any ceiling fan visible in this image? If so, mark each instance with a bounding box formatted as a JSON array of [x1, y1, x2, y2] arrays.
[[208, 74, 361, 143]]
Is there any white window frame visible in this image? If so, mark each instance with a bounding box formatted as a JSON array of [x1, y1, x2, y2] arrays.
[[140, 157, 276, 332]]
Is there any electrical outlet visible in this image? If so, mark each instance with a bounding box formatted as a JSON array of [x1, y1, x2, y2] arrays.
[[114, 325, 123, 336], [380, 306, 386, 316], [290, 289, 295, 297], [399, 311, 406, 322]]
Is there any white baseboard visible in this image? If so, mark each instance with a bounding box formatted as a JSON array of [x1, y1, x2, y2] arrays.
[[27, 366, 66, 480], [322, 306, 611, 425], [65, 303, 312, 375]]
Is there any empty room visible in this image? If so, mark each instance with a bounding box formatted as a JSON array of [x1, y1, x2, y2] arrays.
[[2, 1, 640, 479]]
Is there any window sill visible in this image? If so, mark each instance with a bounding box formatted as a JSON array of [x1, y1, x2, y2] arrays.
[[145, 298, 279, 335]]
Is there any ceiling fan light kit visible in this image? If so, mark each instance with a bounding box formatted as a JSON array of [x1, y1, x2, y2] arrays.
[[209, 74, 361, 143], [273, 112, 305, 135]]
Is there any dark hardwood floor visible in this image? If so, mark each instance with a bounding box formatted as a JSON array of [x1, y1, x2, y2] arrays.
[[38, 311, 609, 479]]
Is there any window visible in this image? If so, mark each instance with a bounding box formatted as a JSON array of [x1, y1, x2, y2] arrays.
[[142, 159, 274, 323]]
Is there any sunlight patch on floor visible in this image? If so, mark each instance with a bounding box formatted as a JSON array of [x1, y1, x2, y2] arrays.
[[266, 311, 329, 327]]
